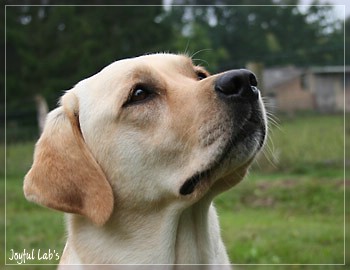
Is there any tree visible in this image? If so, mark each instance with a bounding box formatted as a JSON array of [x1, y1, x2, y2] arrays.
[[5, 1, 346, 141], [345, 17, 350, 65], [6, 3, 174, 139], [165, 0, 344, 69]]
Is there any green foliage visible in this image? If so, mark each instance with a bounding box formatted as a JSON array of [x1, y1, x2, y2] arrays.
[[6, 4, 171, 107], [346, 17, 350, 64], [5, 3, 346, 142], [168, 1, 343, 68]]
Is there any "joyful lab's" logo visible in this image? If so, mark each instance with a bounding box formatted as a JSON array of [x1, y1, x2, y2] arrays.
[[8, 249, 60, 264]]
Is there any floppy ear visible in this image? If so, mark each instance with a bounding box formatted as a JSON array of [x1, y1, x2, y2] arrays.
[[24, 92, 114, 226]]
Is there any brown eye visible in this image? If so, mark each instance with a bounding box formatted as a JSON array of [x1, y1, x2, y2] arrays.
[[131, 88, 149, 102], [124, 85, 154, 106], [196, 71, 208, 80]]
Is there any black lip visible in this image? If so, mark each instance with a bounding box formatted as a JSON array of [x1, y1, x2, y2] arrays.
[[180, 170, 210, 196], [179, 174, 200, 196]]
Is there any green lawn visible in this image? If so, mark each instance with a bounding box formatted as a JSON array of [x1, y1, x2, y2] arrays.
[[216, 171, 347, 265], [1, 113, 348, 269], [254, 113, 345, 173]]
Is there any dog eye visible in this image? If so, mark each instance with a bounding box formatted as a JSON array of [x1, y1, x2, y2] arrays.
[[196, 71, 208, 80], [125, 85, 154, 106], [132, 88, 148, 101]]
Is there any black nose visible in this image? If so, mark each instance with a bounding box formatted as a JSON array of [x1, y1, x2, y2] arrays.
[[215, 69, 259, 101]]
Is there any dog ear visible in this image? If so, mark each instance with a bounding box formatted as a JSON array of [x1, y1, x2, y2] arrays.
[[24, 92, 114, 226]]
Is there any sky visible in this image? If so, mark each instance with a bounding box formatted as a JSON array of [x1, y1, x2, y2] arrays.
[[299, 0, 349, 19], [163, 0, 349, 20]]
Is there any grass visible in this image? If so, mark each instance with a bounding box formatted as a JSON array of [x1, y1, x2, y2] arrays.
[[2, 143, 64, 269], [215, 172, 347, 265], [1, 112, 348, 269], [254, 113, 345, 173]]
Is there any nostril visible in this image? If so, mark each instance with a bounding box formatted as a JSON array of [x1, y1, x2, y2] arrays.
[[248, 72, 258, 87]]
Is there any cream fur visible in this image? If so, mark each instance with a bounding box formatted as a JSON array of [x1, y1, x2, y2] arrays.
[[24, 53, 267, 269]]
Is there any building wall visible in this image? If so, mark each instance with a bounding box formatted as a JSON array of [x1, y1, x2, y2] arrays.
[[266, 67, 349, 113], [310, 73, 349, 112], [274, 77, 314, 112], [312, 74, 337, 112]]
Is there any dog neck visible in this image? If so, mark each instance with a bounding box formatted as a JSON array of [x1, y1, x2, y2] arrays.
[[61, 195, 230, 265]]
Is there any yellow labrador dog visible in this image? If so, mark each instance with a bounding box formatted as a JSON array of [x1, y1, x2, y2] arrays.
[[23, 53, 267, 267]]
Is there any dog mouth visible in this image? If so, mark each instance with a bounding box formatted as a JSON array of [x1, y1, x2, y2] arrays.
[[179, 170, 211, 196], [179, 109, 266, 196]]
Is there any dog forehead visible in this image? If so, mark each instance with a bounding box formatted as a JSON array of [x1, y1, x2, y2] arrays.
[[132, 53, 192, 66], [103, 53, 193, 75]]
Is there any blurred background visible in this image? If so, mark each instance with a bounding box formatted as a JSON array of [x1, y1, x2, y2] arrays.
[[2, 0, 349, 268]]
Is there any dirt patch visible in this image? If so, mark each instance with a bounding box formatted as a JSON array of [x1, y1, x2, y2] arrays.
[[256, 179, 298, 190], [334, 179, 350, 188]]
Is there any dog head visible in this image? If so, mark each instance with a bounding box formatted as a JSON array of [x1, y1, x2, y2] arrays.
[[24, 53, 266, 225]]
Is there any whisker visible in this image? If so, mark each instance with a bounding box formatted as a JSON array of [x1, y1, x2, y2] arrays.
[[184, 39, 191, 56], [192, 58, 210, 68], [259, 138, 278, 170], [190, 48, 212, 59], [267, 116, 281, 132]]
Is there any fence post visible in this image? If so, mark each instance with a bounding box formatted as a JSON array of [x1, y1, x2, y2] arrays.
[[34, 95, 48, 134]]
